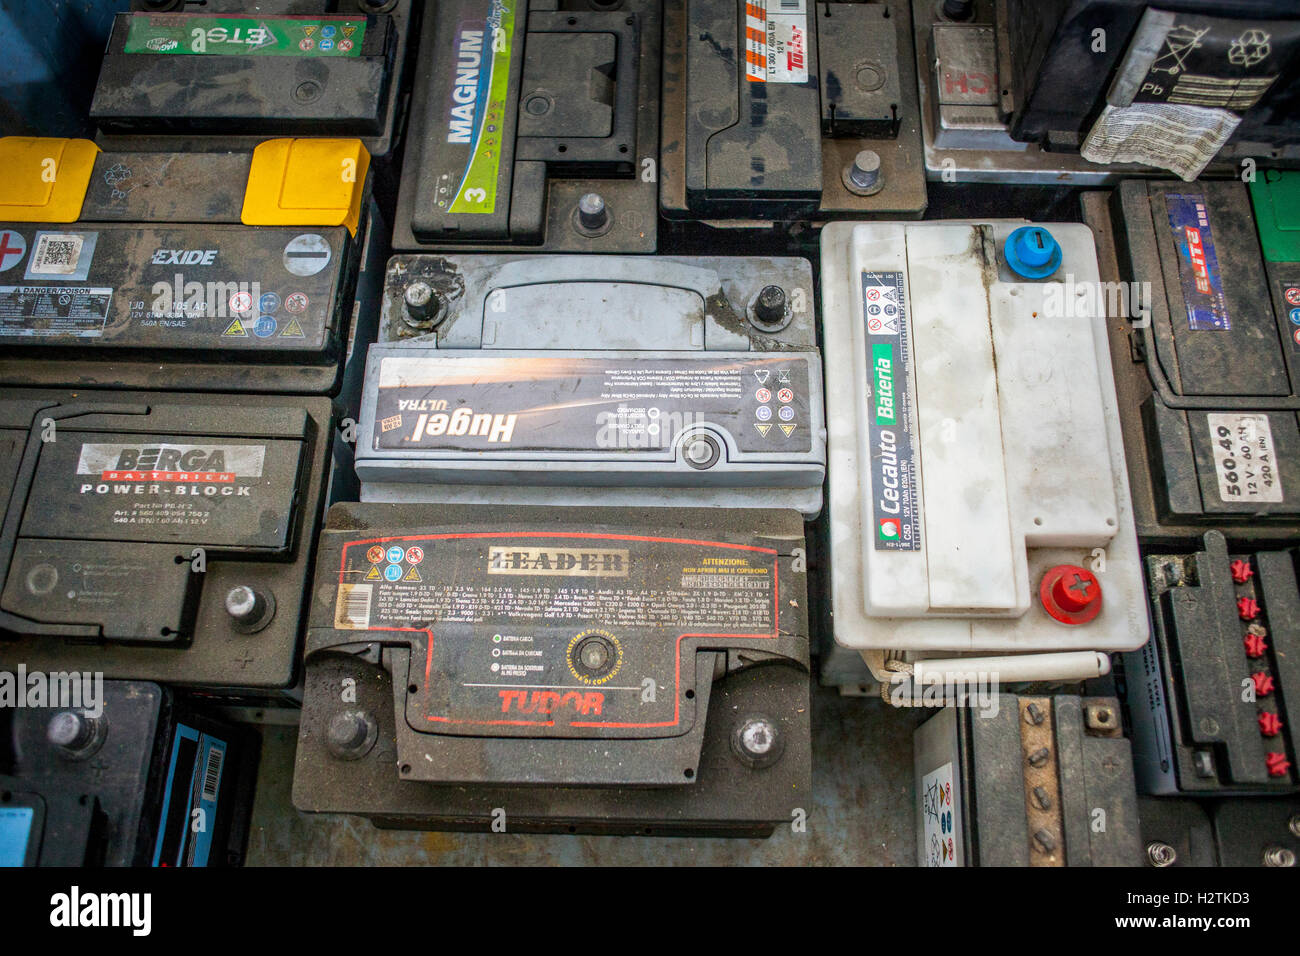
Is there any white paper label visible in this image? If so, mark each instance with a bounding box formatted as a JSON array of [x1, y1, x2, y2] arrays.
[[1207, 412, 1283, 503], [920, 761, 958, 867], [744, 0, 808, 84], [1081, 103, 1239, 182]]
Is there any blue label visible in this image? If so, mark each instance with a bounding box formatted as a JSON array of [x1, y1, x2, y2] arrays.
[[384, 564, 403, 581], [152, 723, 227, 867], [0, 807, 34, 867], [253, 315, 278, 338], [1165, 193, 1231, 331], [386, 545, 405, 564], [259, 292, 281, 313]]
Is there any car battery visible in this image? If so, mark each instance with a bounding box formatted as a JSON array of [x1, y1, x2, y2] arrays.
[[819, 220, 1147, 692], [1119, 532, 1298, 795], [1137, 797, 1218, 866], [661, 0, 927, 223], [292, 502, 811, 836], [393, 0, 660, 253], [1093, 179, 1300, 546], [914, 0, 1300, 184], [0, 389, 331, 697], [356, 253, 826, 516], [89, 1, 418, 160], [0, 681, 258, 867], [1212, 797, 1300, 867], [914, 694, 1142, 865], [0, 136, 379, 401]]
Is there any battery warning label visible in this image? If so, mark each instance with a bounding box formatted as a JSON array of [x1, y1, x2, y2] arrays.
[[334, 532, 779, 734], [0, 286, 112, 337], [745, 0, 808, 84], [124, 15, 366, 57], [863, 271, 919, 551]]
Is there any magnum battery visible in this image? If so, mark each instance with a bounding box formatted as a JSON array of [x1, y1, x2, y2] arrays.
[[358, 253, 826, 515], [90, 1, 418, 159], [1119, 532, 1298, 795], [293, 503, 811, 836], [0, 681, 258, 867], [1090, 180, 1300, 546], [914, 694, 1142, 866], [0, 136, 376, 399], [0, 390, 331, 695], [660, 0, 927, 223], [394, 0, 661, 252]]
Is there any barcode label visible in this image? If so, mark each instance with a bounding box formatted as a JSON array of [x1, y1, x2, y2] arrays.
[[336, 583, 373, 629], [201, 746, 225, 801], [30, 234, 84, 274], [779, 0, 805, 9]]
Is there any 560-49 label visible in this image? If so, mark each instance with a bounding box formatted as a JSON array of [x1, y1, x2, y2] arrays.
[[1207, 413, 1282, 504]]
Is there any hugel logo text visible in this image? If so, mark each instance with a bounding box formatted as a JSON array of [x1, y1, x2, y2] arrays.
[[76, 443, 266, 484], [408, 408, 517, 443], [488, 546, 630, 577], [447, 27, 484, 143]]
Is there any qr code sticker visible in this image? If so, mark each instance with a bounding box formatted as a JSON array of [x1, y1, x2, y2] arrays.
[[29, 233, 84, 275]]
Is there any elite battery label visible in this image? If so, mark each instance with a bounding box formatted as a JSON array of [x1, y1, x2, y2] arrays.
[[863, 271, 919, 551], [333, 531, 780, 736], [1165, 193, 1231, 331], [123, 14, 367, 57], [371, 354, 814, 454], [744, 0, 809, 84], [0, 223, 339, 350]]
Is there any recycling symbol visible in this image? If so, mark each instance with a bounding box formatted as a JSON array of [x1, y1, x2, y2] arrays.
[[1228, 29, 1271, 68]]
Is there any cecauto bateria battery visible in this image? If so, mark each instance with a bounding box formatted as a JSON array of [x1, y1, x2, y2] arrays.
[[915, 0, 1300, 183], [394, 0, 660, 252], [0, 390, 331, 695], [661, 0, 927, 223], [0, 681, 258, 867], [90, 0, 417, 158], [1090, 179, 1300, 546], [819, 220, 1146, 692], [1119, 531, 1298, 795], [914, 694, 1141, 866], [0, 136, 373, 397], [358, 254, 826, 516], [293, 503, 810, 836]]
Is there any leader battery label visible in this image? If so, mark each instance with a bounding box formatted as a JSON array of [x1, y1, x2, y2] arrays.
[[334, 531, 779, 735], [124, 14, 366, 57], [1207, 413, 1283, 504], [744, 0, 808, 83], [372, 354, 814, 454], [863, 271, 919, 551], [1166, 193, 1230, 331], [440, 0, 517, 215], [21, 436, 301, 550], [0, 223, 336, 349]]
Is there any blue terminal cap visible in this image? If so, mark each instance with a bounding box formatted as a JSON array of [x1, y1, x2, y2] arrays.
[[1004, 226, 1063, 280]]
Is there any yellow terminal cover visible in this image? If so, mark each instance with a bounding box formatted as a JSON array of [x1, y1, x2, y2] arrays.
[[0, 137, 99, 222], [242, 138, 369, 236]]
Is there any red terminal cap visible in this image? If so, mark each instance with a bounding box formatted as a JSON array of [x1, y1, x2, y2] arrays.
[[1252, 672, 1276, 697], [1040, 565, 1102, 625], [1237, 596, 1260, 621], [1265, 752, 1292, 778], [1259, 712, 1284, 737], [1244, 633, 1270, 659], [1230, 559, 1254, 584]]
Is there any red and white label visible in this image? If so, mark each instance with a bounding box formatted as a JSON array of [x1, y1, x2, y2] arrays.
[[0, 230, 27, 271], [743, 0, 808, 84]]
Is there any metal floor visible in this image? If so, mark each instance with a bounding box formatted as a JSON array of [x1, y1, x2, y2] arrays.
[[246, 685, 925, 866]]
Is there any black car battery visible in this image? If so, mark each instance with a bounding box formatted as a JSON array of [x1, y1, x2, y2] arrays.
[[393, 0, 661, 253]]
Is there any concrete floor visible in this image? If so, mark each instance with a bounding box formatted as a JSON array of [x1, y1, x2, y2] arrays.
[[246, 685, 925, 866]]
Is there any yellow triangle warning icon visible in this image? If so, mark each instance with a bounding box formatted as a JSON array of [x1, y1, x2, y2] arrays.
[[342, 25, 356, 38], [780, 424, 797, 436], [222, 317, 248, 336], [303, 25, 318, 37], [403, 566, 422, 582], [280, 318, 305, 338], [754, 423, 772, 437], [365, 565, 381, 580]]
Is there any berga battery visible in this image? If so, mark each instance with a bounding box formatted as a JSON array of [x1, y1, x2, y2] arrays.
[[0, 136, 376, 398], [292, 502, 811, 836]]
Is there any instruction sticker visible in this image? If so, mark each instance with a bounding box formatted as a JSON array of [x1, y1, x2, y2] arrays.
[[0, 286, 112, 337], [921, 762, 958, 867], [862, 271, 920, 551], [124, 15, 366, 57], [744, 0, 809, 84], [1207, 413, 1283, 503], [1165, 193, 1229, 331]]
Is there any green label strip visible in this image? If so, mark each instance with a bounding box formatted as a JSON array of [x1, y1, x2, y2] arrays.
[[125, 15, 366, 57]]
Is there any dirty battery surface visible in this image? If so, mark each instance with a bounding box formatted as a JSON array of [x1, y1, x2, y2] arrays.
[[0, 139, 372, 396], [359, 254, 825, 515], [1096, 181, 1300, 545], [293, 503, 810, 835], [91, 1, 417, 158], [0, 390, 331, 694], [0, 681, 259, 867], [394, 0, 660, 252]]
